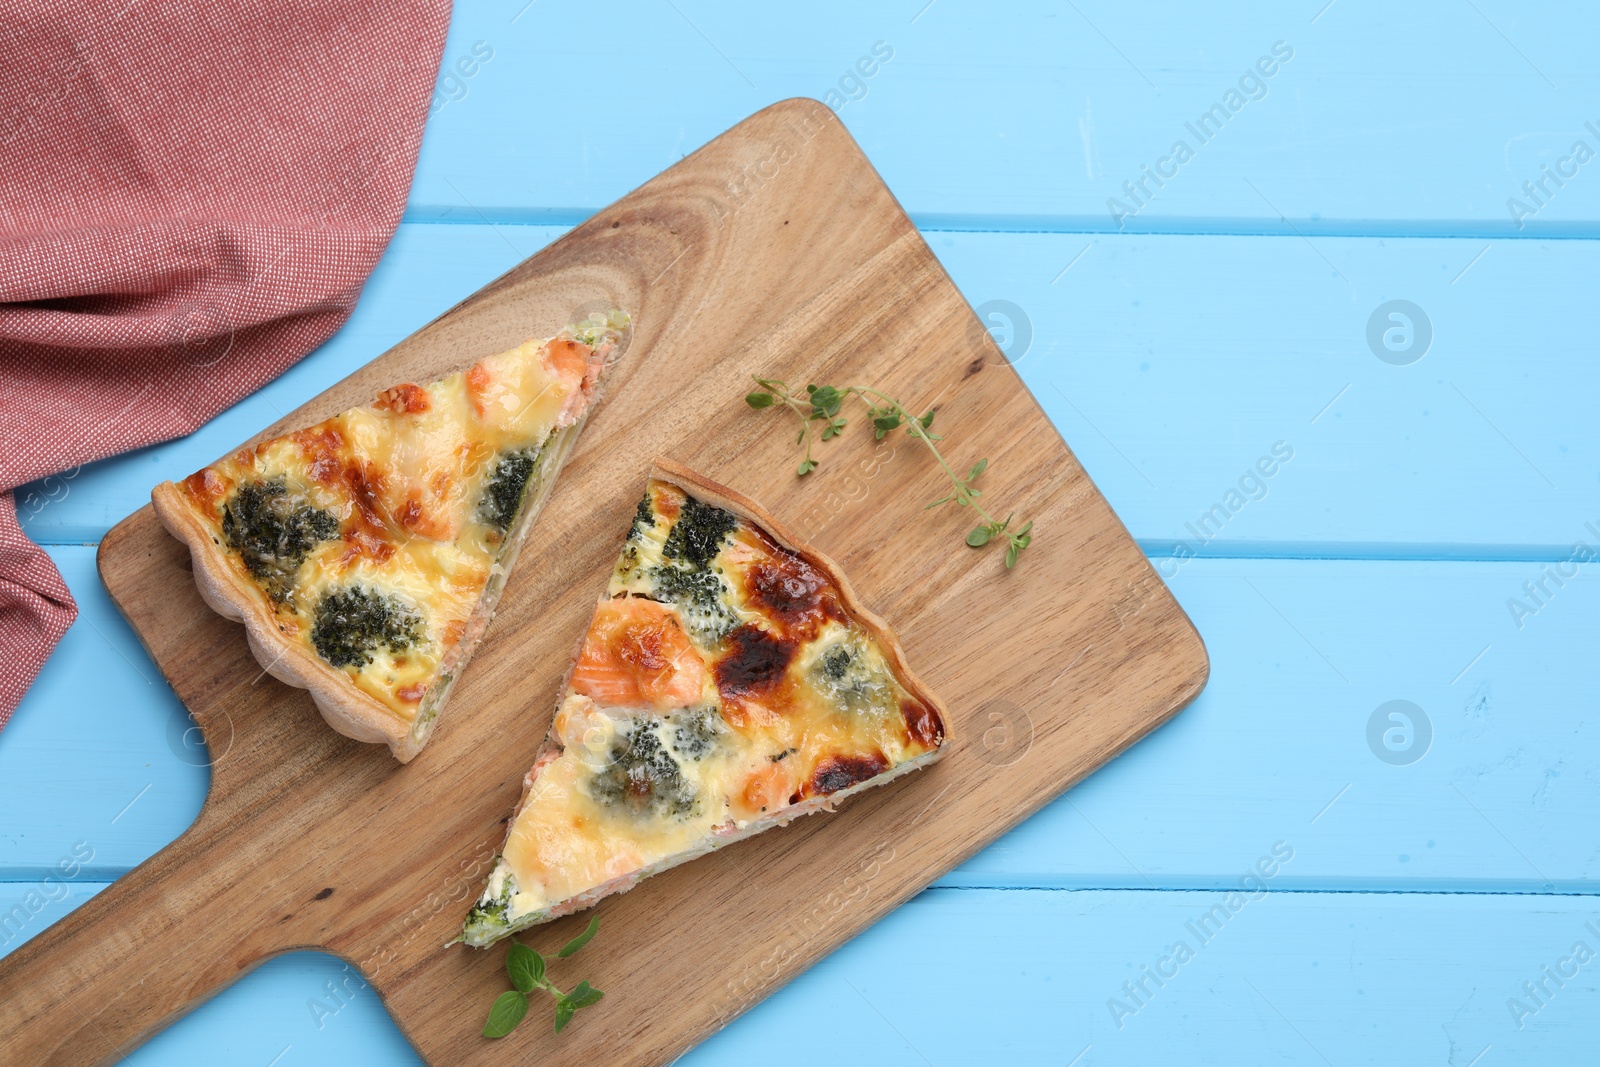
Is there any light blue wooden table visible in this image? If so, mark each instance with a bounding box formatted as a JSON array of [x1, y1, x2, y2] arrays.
[[6, 2, 1598, 1063]]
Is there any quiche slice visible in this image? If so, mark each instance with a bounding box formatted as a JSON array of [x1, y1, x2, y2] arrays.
[[461, 458, 947, 947], [151, 311, 630, 762]]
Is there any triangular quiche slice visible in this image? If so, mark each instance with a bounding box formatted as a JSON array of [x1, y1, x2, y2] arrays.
[[461, 458, 947, 946], [151, 312, 629, 762]]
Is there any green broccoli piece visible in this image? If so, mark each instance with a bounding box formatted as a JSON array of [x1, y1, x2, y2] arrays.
[[461, 862, 517, 946], [310, 585, 425, 668], [669, 706, 725, 760], [636, 494, 741, 645], [811, 633, 891, 717], [628, 491, 655, 541], [587, 718, 697, 818], [660, 495, 737, 566], [477, 442, 546, 532], [220, 478, 340, 602], [648, 563, 739, 645]]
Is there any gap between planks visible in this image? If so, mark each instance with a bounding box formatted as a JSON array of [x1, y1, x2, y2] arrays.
[[399, 206, 1600, 241]]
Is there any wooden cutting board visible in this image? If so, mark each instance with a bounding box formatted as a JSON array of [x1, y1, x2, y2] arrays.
[[0, 100, 1208, 1065]]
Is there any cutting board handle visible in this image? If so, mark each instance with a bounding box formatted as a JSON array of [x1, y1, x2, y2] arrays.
[[0, 822, 287, 1065]]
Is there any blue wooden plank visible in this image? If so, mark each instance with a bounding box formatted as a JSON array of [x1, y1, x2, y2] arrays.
[[409, 1, 1600, 231], [9, 548, 1595, 893], [0, 548, 204, 877], [6, 885, 1594, 1066], [18, 227, 1600, 550]]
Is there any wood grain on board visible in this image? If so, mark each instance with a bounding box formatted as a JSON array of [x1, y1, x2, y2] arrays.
[[0, 100, 1208, 1065]]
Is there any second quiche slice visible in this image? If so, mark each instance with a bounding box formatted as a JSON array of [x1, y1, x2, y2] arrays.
[[461, 458, 947, 947], [151, 312, 629, 762]]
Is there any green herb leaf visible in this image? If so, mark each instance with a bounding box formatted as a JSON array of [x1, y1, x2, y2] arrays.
[[797, 459, 817, 476], [809, 385, 845, 418], [919, 410, 935, 429], [484, 990, 529, 1038], [553, 1000, 577, 1033], [745, 392, 774, 409], [1006, 542, 1021, 568], [967, 458, 988, 482], [558, 916, 600, 958], [565, 980, 605, 1009], [506, 943, 544, 992], [966, 525, 994, 547]]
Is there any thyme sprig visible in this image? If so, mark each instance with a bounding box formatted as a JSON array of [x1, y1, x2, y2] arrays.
[[745, 377, 1034, 567]]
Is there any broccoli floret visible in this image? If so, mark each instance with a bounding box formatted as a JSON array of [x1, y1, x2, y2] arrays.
[[811, 632, 892, 717], [477, 443, 545, 532], [311, 585, 425, 668], [616, 492, 657, 583], [821, 644, 852, 681], [460, 861, 518, 946], [220, 478, 340, 602], [587, 718, 697, 818], [660, 495, 737, 566], [637, 495, 741, 644], [670, 706, 725, 760], [629, 491, 655, 541], [648, 563, 739, 645]]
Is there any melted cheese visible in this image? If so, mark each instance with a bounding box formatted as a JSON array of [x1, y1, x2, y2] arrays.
[[175, 315, 626, 720], [490, 477, 944, 922]]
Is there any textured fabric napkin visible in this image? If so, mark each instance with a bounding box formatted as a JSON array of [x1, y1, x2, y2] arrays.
[[0, 0, 452, 725]]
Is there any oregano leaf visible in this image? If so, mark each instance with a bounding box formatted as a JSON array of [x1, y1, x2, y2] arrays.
[[967, 525, 993, 547], [483, 991, 529, 1038], [506, 943, 544, 992], [565, 980, 605, 1009], [558, 916, 600, 959]]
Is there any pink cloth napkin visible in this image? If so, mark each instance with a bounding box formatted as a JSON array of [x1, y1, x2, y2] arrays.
[[0, 0, 452, 725]]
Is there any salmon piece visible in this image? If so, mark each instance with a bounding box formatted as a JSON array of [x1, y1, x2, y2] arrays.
[[570, 597, 707, 709], [465, 362, 493, 420], [542, 338, 602, 427], [541, 337, 590, 383], [731, 760, 798, 820]]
